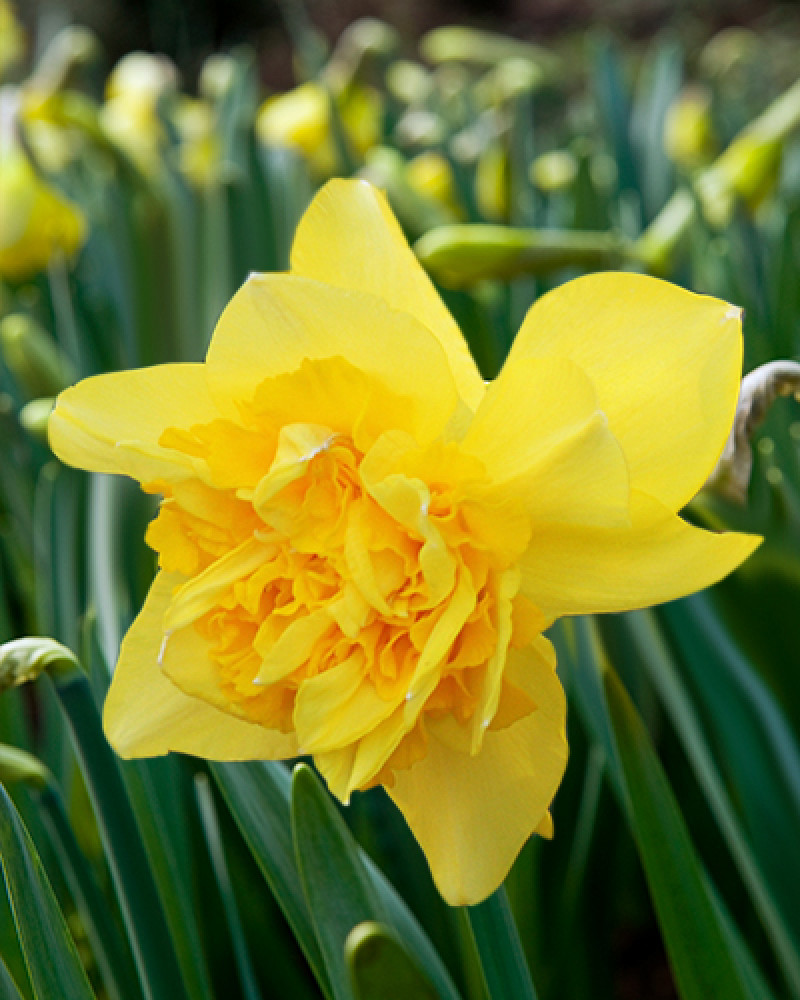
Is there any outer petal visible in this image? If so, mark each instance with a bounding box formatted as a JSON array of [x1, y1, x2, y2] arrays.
[[205, 273, 460, 444], [104, 573, 295, 760], [520, 490, 760, 619], [386, 642, 567, 906], [461, 357, 630, 528], [505, 272, 743, 510], [289, 179, 485, 410], [49, 364, 223, 483]]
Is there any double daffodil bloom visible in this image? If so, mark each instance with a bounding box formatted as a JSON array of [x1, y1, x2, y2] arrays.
[[49, 179, 758, 905]]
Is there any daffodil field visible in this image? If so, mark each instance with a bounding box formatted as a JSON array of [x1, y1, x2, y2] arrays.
[[2, 3, 800, 998]]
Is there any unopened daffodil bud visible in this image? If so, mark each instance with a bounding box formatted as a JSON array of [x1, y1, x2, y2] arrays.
[[26, 25, 100, 96], [358, 146, 454, 236], [0, 150, 86, 281], [326, 18, 400, 92], [0, 313, 74, 397], [695, 78, 800, 227], [19, 396, 55, 441], [475, 146, 509, 222], [530, 150, 578, 192], [0, 743, 50, 789], [256, 81, 381, 178], [405, 150, 460, 215], [706, 361, 800, 503], [0, 637, 81, 692], [386, 59, 433, 107], [475, 58, 544, 109], [199, 53, 237, 103], [100, 51, 178, 172], [173, 96, 218, 187], [106, 50, 178, 106], [415, 223, 631, 286], [420, 25, 558, 78], [663, 86, 716, 169], [0, 0, 24, 80]]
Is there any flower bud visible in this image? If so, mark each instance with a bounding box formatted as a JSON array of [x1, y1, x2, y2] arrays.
[[358, 146, 454, 236], [256, 81, 381, 178], [475, 146, 509, 222], [0, 151, 86, 281], [663, 86, 716, 169], [475, 57, 544, 109], [706, 360, 800, 503], [0, 743, 50, 789], [19, 396, 55, 441], [0, 637, 80, 693], [0, 313, 74, 397], [414, 224, 631, 286], [405, 150, 460, 215], [530, 150, 578, 192], [0, 0, 24, 79], [199, 53, 237, 102], [326, 18, 400, 91], [386, 60, 432, 107], [420, 26, 558, 78]]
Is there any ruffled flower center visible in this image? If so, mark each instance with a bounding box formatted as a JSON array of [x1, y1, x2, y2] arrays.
[[145, 358, 541, 799]]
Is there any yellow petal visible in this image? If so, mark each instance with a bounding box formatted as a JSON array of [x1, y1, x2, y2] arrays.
[[289, 179, 485, 410], [294, 655, 401, 752], [461, 357, 629, 528], [49, 364, 223, 483], [205, 273, 460, 444], [163, 537, 270, 633], [505, 273, 743, 510], [520, 490, 760, 619], [104, 572, 295, 759], [387, 643, 567, 906]]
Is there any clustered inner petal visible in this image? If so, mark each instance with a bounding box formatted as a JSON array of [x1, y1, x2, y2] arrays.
[[146, 357, 541, 800]]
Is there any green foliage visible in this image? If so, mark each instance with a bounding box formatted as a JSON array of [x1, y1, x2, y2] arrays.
[[1, 10, 800, 1000]]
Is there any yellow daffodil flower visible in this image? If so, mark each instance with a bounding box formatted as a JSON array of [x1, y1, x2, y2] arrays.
[[48, 179, 758, 906], [255, 82, 381, 177], [0, 150, 86, 281], [0, 0, 24, 79], [99, 51, 178, 173]]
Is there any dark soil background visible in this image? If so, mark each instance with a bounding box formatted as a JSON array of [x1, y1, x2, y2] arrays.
[[12, 0, 800, 89]]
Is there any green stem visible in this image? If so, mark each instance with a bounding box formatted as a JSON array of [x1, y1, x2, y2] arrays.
[[465, 886, 538, 1000]]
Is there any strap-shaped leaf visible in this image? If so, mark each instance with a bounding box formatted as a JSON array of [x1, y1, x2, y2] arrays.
[[346, 921, 439, 1000], [210, 760, 331, 999], [604, 668, 752, 1000], [0, 783, 96, 1000], [0, 954, 25, 1000], [291, 764, 462, 1000]]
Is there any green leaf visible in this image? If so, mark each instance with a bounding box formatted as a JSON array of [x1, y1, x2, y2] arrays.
[[0, 783, 96, 1000], [37, 783, 139, 1000], [612, 610, 800, 998], [210, 761, 331, 999], [603, 668, 752, 1000], [194, 774, 262, 1000], [50, 672, 192, 1000], [346, 922, 439, 1000], [290, 764, 462, 1000], [120, 759, 215, 1000], [0, 955, 25, 1000], [661, 593, 800, 960], [466, 888, 537, 1000]]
